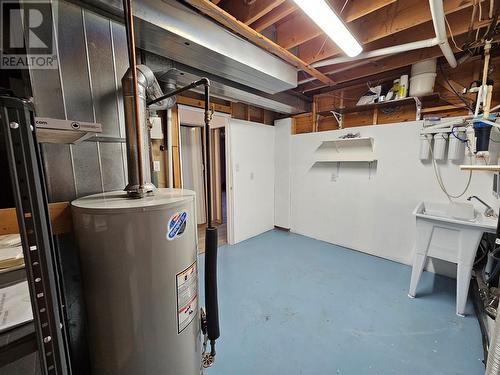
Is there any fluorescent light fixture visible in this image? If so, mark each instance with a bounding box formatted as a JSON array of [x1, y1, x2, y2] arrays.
[[293, 0, 362, 57]]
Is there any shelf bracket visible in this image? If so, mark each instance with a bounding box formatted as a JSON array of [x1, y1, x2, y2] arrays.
[[414, 97, 422, 121], [330, 111, 343, 129]]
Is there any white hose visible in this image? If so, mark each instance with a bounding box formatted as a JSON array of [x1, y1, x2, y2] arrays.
[[427, 137, 472, 200]]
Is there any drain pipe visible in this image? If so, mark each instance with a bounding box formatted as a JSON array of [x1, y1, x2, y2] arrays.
[[308, 0, 457, 71], [429, 0, 458, 68], [311, 38, 439, 68], [148, 78, 220, 365]]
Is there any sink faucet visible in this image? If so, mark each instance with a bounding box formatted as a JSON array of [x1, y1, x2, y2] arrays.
[[467, 196, 497, 218]]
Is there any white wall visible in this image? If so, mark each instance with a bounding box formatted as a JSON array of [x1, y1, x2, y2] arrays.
[[230, 119, 275, 243], [274, 118, 292, 229], [288, 120, 498, 276]]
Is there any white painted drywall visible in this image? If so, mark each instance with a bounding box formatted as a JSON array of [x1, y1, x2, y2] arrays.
[[288, 120, 498, 277], [274, 118, 292, 229], [230, 119, 275, 243]]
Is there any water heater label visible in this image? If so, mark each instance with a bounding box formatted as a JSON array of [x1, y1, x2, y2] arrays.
[[167, 211, 188, 241], [176, 262, 198, 333]]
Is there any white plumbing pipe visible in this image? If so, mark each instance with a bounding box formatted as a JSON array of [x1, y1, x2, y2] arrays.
[[302, 0, 456, 83], [311, 38, 439, 68], [428, 0, 458, 68]]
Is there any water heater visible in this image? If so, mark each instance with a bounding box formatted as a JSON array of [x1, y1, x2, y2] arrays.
[[72, 189, 202, 375]]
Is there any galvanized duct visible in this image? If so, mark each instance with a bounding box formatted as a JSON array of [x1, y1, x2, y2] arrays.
[[122, 64, 175, 196]]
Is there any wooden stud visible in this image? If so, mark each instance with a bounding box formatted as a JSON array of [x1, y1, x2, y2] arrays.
[[183, 0, 335, 85]]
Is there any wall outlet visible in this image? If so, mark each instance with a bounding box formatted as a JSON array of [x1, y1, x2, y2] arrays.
[[331, 172, 338, 182], [153, 160, 161, 172]]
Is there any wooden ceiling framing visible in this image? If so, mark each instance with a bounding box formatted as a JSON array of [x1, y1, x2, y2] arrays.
[[196, 0, 495, 97]]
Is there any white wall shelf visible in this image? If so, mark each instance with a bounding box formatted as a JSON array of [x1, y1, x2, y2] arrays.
[[314, 137, 376, 163]]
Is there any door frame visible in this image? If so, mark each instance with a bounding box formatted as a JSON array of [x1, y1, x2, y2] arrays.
[[177, 104, 235, 245]]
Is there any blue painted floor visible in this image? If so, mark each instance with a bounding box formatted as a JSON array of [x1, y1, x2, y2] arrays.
[[200, 230, 484, 375]]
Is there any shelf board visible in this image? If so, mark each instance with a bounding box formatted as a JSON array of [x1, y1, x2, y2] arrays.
[[460, 165, 500, 172], [318, 93, 440, 117], [315, 157, 377, 163], [319, 137, 374, 148]]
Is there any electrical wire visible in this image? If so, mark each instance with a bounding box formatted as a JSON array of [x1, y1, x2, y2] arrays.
[[438, 64, 475, 111], [445, 15, 464, 51], [427, 136, 473, 200]]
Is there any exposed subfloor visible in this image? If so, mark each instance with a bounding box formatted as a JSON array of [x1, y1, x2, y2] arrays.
[[200, 230, 484, 375]]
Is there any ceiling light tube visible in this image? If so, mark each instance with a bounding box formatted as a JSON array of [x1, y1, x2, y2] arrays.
[[293, 0, 362, 57]]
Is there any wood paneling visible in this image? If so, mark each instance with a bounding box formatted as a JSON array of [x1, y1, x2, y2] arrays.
[[0, 202, 72, 235]]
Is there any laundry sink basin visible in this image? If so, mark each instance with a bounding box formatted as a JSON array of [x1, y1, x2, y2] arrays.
[[414, 201, 497, 231], [409, 201, 497, 316]]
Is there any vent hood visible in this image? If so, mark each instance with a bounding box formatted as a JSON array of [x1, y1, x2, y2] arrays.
[[82, 0, 298, 94], [35, 117, 102, 144]]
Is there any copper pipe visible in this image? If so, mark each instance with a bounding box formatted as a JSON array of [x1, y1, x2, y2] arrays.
[[123, 0, 144, 190]]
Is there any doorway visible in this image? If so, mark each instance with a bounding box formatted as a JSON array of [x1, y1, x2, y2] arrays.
[[180, 121, 229, 252]]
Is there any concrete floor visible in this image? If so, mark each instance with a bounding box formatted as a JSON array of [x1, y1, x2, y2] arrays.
[[200, 230, 484, 375]]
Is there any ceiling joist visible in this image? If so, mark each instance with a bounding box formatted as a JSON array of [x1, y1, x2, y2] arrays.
[[298, 0, 483, 64], [298, 5, 491, 92], [184, 0, 336, 85], [218, 0, 286, 25], [251, 2, 297, 32]]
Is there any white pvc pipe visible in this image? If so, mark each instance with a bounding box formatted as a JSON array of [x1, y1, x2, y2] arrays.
[[428, 0, 458, 68], [301, 0, 457, 84], [311, 38, 439, 68]]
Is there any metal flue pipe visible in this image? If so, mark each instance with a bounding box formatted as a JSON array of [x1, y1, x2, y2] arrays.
[[123, 0, 145, 195]]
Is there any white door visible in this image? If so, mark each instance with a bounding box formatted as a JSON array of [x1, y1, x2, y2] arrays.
[[181, 126, 206, 224]]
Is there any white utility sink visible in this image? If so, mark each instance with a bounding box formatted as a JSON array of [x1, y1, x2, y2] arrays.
[[409, 201, 497, 316]]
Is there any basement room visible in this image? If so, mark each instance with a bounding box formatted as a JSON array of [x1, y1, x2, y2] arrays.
[[2, 0, 500, 374]]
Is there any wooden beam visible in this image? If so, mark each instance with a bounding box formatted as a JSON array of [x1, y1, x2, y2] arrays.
[[276, 0, 396, 50], [176, 95, 232, 114], [250, 2, 297, 32], [0, 202, 72, 236], [183, 0, 335, 85], [219, 0, 285, 25], [298, 0, 480, 64]]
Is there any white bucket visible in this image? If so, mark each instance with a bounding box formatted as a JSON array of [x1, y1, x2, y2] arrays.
[[411, 58, 437, 76], [409, 72, 437, 97]]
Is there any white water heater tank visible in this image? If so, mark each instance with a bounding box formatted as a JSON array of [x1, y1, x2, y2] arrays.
[[71, 188, 201, 375]]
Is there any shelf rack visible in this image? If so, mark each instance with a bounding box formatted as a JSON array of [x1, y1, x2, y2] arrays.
[[314, 137, 376, 163]]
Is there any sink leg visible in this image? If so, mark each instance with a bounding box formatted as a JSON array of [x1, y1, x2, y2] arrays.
[[456, 262, 473, 316], [409, 252, 427, 298]]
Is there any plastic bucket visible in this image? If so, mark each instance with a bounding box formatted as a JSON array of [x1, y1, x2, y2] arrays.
[[411, 58, 437, 76], [409, 72, 436, 97]]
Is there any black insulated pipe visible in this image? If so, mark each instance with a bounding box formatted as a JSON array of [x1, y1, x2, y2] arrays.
[[146, 77, 220, 353]]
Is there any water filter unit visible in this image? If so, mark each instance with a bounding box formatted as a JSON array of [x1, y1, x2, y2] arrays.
[[72, 189, 202, 375], [433, 133, 448, 160]]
